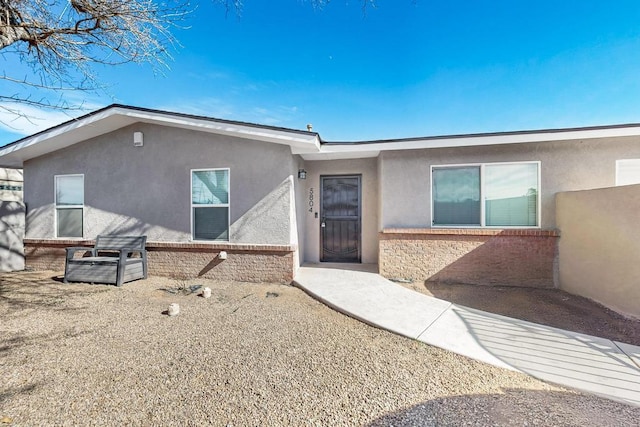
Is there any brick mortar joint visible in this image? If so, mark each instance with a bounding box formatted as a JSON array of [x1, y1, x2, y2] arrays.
[[24, 239, 297, 253], [380, 228, 560, 237]]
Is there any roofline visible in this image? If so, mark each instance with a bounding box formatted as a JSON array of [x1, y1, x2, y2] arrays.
[[323, 122, 640, 145], [299, 121, 640, 160], [0, 104, 323, 167], [2, 103, 320, 151], [3, 103, 640, 165]]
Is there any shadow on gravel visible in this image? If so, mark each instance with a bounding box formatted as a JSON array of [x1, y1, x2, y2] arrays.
[[367, 388, 640, 426], [0, 383, 42, 405], [0, 328, 97, 357], [0, 272, 109, 313]]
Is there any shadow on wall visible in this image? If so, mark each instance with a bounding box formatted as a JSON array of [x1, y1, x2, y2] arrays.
[[367, 388, 638, 426], [0, 201, 25, 272], [25, 177, 296, 245], [424, 233, 557, 288], [231, 176, 293, 245]]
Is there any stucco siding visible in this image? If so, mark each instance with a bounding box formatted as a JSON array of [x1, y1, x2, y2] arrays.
[[302, 158, 378, 264], [379, 136, 640, 229], [24, 123, 298, 245], [0, 201, 25, 272], [557, 185, 640, 319]]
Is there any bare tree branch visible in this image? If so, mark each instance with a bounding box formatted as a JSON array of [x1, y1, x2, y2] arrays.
[[0, 0, 374, 132], [0, 0, 193, 129]]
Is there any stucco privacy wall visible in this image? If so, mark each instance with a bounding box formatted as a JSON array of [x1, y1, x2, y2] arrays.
[[0, 201, 25, 272], [23, 123, 302, 281], [302, 158, 378, 264], [376, 137, 640, 287], [557, 185, 640, 319]]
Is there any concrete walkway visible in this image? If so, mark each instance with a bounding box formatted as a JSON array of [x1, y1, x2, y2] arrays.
[[294, 264, 640, 407]]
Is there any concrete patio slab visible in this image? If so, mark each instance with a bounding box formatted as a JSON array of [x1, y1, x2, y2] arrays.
[[294, 264, 640, 407]]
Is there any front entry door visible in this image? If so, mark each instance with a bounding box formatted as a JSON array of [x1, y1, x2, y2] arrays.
[[320, 175, 361, 263]]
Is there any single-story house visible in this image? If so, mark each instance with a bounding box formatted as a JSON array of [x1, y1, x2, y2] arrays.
[[1, 104, 640, 316]]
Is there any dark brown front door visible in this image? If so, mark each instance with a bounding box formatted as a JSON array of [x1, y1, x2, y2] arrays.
[[320, 175, 361, 263]]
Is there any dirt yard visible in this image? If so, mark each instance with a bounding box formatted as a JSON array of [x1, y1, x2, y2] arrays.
[[1, 271, 639, 426]]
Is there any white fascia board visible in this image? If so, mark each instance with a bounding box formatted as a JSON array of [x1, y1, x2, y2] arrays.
[[0, 110, 135, 168], [0, 106, 321, 167], [119, 108, 321, 152], [301, 149, 381, 161], [303, 124, 640, 160], [350, 125, 640, 152]]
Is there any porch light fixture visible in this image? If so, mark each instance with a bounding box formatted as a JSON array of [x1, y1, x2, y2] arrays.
[[298, 169, 307, 179]]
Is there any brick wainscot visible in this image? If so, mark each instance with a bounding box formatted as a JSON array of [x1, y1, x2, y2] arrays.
[[24, 239, 297, 284], [379, 228, 560, 288]]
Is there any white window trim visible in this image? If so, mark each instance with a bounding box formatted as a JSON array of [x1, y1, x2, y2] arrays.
[[430, 161, 541, 229], [54, 174, 85, 238], [190, 168, 230, 242]]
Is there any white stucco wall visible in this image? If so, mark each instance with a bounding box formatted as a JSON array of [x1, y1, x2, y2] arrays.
[[379, 136, 640, 229], [24, 123, 300, 245], [302, 158, 379, 264]]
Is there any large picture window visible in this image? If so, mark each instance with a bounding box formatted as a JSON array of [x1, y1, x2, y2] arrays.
[[191, 169, 229, 241], [55, 174, 84, 238], [432, 162, 539, 227]]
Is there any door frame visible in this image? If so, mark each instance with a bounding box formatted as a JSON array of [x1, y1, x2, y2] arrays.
[[319, 174, 362, 263]]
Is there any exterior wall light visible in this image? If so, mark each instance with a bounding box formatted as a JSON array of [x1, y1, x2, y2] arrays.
[[298, 169, 307, 179], [133, 131, 144, 147]]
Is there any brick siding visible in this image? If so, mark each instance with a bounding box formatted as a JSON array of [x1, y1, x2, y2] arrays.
[[24, 239, 296, 284], [379, 228, 559, 288]]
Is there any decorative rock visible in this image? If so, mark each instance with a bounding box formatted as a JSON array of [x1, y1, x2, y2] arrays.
[[203, 287, 212, 299], [168, 303, 180, 316]]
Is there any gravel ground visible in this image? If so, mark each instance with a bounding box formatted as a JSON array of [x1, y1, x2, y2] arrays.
[[1, 271, 640, 426]]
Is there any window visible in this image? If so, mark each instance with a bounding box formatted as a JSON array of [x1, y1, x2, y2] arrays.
[[55, 175, 84, 237], [616, 159, 640, 186], [432, 162, 539, 227], [191, 169, 229, 241]]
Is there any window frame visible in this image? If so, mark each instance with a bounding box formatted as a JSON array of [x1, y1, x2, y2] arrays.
[[190, 168, 230, 242], [430, 161, 541, 229], [54, 174, 85, 238]]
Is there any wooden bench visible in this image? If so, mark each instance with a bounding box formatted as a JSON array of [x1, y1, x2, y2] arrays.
[[64, 235, 148, 287]]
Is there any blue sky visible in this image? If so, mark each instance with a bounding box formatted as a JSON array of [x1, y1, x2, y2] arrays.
[[3, 1, 640, 145]]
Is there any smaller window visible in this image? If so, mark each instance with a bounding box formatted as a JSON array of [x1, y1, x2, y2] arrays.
[[191, 169, 230, 241], [616, 159, 640, 186], [55, 175, 84, 238]]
